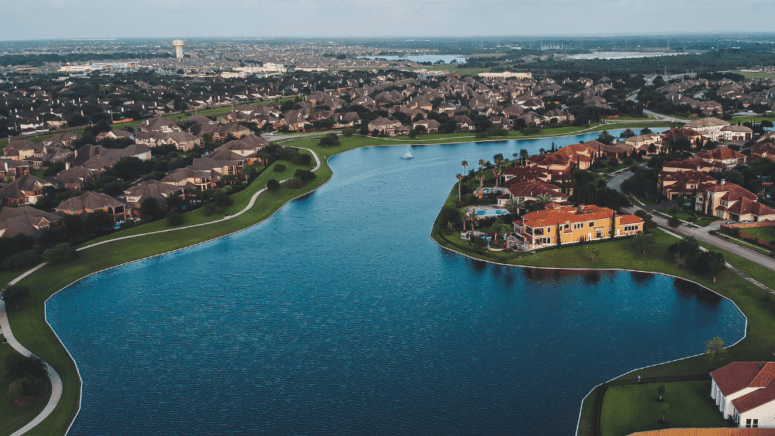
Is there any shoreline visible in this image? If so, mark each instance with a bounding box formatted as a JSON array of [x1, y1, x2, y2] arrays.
[[426, 222, 750, 436], [0, 123, 687, 435]]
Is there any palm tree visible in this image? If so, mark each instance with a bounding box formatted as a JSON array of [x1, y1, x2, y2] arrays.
[[467, 212, 479, 232], [492, 166, 502, 187], [520, 149, 529, 165], [499, 224, 512, 246], [456, 174, 464, 201], [478, 159, 486, 173], [539, 147, 546, 155], [512, 153, 519, 167], [479, 174, 485, 189], [462, 160, 468, 176], [536, 193, 553, 204], [505, 198, 524, 215]]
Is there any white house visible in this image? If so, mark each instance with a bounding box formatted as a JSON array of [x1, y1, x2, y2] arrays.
[[710, 362, 775, 428]]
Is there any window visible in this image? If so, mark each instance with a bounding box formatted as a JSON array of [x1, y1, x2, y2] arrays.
[[573, 223, 583, 230], [753, 419, 758, 428], [588, 222, 594, 228], [746, 419, 751, 428]]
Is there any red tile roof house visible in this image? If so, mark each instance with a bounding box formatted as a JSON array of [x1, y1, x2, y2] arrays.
[[711, 362, 775, 428]]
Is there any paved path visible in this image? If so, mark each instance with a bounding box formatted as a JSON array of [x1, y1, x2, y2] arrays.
[[1, 298, 64, 436], [79, 147, 321, 252], [3, 147, 322, 435], [608, 170, 634, 193]]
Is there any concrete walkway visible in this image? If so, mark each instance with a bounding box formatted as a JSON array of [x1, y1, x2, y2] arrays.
[[78, 147, 321, 252], [1, 297, 64, 436], [2, 146, 322, 435]]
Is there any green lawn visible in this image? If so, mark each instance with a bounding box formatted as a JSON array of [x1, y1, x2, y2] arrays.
[[600, 381, 731, 436], [0, 343, 52, 436], [741, 226, 775, 244], [712, 232, 771, 256], [736, 71, 775, 80]]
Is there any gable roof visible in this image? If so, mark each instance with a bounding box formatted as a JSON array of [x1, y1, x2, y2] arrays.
[[55, 191, 124, 213]]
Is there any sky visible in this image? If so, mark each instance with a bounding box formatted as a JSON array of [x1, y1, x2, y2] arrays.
[[2, 0, 775, 40]]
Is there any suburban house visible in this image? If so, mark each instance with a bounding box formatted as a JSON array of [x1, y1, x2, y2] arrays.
[[0, 159, 31, 181], [684, 117, 731, 141], [138, 117, 182, 133], [368, 117, 401, 135], [123, 180, 184, 216], [542, 109, 574, 124], [0, 174, 50, 205], [662, 127, 704, 148], [212, 124, 250, 141], [161, 131, 201, 151], [501, 180, 570, 206], [660, 170, 718, 200], [695, 148, 748, 168], [412, 119, 441, 134], [661, 158, 723, 174], [161, 168, 215, 191], [41, 132, 81, 148], [751, 143, 775, 163], [55, 191, 127, 221], [711, 362, 775, 428], [95, 129, 133, 142], [721, 125, 754, 141], [625, 134, 663, 154], [53, 164, 96, 191], [0, 205, 60, 238], [512, 204, 643, 250], [696, 181, 775, 222]]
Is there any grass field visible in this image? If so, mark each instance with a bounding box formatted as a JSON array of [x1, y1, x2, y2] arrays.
[[736, 71, 775, 80], [600, 381, 731, 436], [740, 226, 775, 244]]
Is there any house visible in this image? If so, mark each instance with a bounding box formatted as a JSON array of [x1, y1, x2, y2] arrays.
[[123, 180, 184, 216], [162, 131, 201, 151], [751, 143, 775, 163], [95, 129, 133, 142], [412, 119, 441, 134], [696, 181, 775, 222], [161, 168, 215, 191], [0, 174, 49, 205], [660, 170, 718, 200], [368, 117, 401, 135], [695, 148, 748, 168], [55, 191, 127, 221], [512, 204, 643, 250], [721, 125, 754, 141], [0, 159, 31, 181], [662, 127, 704, 148], [542, 109, 574, 124], [526, 153, 572, 174], [41, 132, 81, 148], [53, 164, 95, 191], [452, 115, 475, 131], [0, 205, 59, 238], [661, 158, 723, 174], [212, 124, 250, 141], [684, 117, 731, 141], [138, 117, 182, 133], [711, 362, 775, 428], [625, 134, 663, 154], [502, 180, 570, 206]]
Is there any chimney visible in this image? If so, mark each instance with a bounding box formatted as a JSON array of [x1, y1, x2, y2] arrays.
[[4, 162, 8, 172], [74, 149, 78, 158], [65, 162, 70, 170], [721, 179, 725, 185]]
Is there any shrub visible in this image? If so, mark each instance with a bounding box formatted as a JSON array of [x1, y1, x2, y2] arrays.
[[318, 133, 340, 147], [608, 158, 619, 167], [1, 250, 39, 271], [292, 153, 311, 166], [203, 203, 217, 217], [42, 243, 78, 264], [284, 177, 304, 189], [273, 164, 287, 173], [0, 285, 31, 311], [668, 216, 682, 228], [166, 211, 183, 226], [266, 179, 281, 191], [342, 128, 354, 137], [294, 169, 316, 182], [213, 191, 233, 208]]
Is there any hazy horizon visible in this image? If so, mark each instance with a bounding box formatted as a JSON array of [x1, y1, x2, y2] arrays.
[[3, 0, 774, 41]]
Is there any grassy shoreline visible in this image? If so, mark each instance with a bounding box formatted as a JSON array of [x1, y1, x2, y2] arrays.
[[0, 122, 702, 435], [429, 184, 773, 436]]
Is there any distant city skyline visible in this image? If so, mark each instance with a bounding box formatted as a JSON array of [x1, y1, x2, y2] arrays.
[[2, 0, 774, 41]]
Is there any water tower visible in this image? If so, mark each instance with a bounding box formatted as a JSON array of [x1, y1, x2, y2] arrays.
[[173, 40, 184, 59]]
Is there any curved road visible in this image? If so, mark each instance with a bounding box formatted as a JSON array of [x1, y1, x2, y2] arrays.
[[3, 147, 322, 435]]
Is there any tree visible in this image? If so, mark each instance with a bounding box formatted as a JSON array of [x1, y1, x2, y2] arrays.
[[318, 133, 340, 148], [140, 197, 164, 221], [640, 128, 653, 135], [285, 177, 304, 189], [0, 285, 31, 311], [461, 160, 468, 177], [633, 232, 653, 255], [1, 250, 38, 271], [83, 211, 115, 234], [668, 216, 681, 228], [266, 179, 280, 191], [536, 193, 552, 204], [704, 336, 727, 364], [519, 149, 529, 165], [499, 224, 512, 247], [492, 166, 502, 188], [505, 198, 524, 216], [669, 236, 700, 267], [42, 243, 78, 264], [619, 128, 636, 138], [693, 251, 727, 282], [456, 174, 464, 201], [167, 211, 183, 226], [213, 191, 233, 208], [597, 130, 615, 145], [113, 156, 151, 180]]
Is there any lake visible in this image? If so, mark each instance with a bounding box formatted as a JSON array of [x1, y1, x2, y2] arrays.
[[47, 130, 745, 435], [358, 54, 467, 64]]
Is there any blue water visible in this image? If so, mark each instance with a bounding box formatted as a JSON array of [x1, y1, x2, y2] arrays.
[[47, 129, 745, 435], [359, 54, 468, 64], [475, 209, 509, 216]]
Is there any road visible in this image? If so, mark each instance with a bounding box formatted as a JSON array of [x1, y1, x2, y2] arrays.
[[607, 170, 775, 272]]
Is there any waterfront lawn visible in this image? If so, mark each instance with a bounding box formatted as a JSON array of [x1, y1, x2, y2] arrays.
[[0, 344, 52, 436], [81, 148, 317, 246], [741, 227, 775, 245], [4, 154, 334, 436], [600, 381, 731, 436]]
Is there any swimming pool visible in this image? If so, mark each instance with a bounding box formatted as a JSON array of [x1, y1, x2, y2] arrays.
[[475, 209, 510, 216]]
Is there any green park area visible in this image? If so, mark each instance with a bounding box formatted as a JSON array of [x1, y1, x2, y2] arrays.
[[740, 226, 775, 245]]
